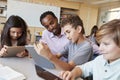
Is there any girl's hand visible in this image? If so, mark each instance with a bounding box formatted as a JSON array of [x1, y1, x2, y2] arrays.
[[16, 49, 28, 58], [0, 45, 8, 57]]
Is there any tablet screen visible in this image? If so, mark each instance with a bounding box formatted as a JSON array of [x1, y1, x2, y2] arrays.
[[25, 45, 55, 69], [4, 46, 25, 57]]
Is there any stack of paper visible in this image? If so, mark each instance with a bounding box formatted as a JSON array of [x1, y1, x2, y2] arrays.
[[0, 65, 26, 80]]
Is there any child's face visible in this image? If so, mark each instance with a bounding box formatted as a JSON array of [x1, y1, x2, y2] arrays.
[[10, 27, 23, 40], [63, 24, 80, 44], [99, 35, 120, 63]]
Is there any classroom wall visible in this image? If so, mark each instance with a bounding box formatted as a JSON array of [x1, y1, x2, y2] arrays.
[[7, 0, 60, 27], [20, 0, 99, 35], [21, 0, 80, 10], [98, 5, 120, 27], [0, 1, 7, 24], [0, 0, 99, 42], [0, 24, 4, 34], [78, 4, 98, 35]]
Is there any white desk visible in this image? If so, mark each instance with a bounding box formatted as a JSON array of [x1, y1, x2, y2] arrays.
[[0, 57, 60, 80], [0, 57, 82, 80]]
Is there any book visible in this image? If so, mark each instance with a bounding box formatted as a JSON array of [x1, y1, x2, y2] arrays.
[[0, 65, 26, 80]]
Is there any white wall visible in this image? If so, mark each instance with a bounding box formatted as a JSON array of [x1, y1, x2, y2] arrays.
[[7, 0, 60, 27], [98, 6, 120, 27]]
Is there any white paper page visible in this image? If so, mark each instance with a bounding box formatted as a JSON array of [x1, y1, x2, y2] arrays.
[[0, 66, 26, 80]]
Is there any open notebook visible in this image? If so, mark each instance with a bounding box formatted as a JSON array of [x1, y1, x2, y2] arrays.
[[0, 64, 26, 80]]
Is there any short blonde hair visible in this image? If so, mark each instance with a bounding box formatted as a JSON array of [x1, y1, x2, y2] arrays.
[[96, 19, 120, 47]]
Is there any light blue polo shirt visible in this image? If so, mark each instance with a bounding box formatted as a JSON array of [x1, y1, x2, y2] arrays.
[[78, 55, 120, 80]]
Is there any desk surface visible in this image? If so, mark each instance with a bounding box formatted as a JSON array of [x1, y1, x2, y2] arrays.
[[0, 57, 61, 80], [0, 57, 82, 80]]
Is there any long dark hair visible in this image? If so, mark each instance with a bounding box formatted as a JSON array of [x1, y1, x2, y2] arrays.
[[90, 25, 98, 36], [1, 15, 28, 47]]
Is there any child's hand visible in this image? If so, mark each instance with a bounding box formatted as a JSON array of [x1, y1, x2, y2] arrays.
[[16, 50, 28, 58], [60, 71, 75, 80], [0, 45, 8, 57], [34, 41, 53, 60]]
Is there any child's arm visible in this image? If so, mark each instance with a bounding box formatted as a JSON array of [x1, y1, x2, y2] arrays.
[[60, 66, 82, 80], [34, 42, 76, 71]]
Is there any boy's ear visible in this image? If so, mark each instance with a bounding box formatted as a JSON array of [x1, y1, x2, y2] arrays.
[[77, 25, 82, 33]]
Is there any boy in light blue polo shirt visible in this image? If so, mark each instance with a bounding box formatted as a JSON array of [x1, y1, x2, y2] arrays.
[[61, 19, 120, 80]]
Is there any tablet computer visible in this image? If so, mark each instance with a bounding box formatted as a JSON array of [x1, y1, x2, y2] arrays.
[[25, 45, 55, 69], [4, 46, 25, 57], [35, 65, 62, 80]]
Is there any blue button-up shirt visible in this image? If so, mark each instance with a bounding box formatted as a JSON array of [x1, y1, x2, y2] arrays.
[[78, 55, 120, 80]]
